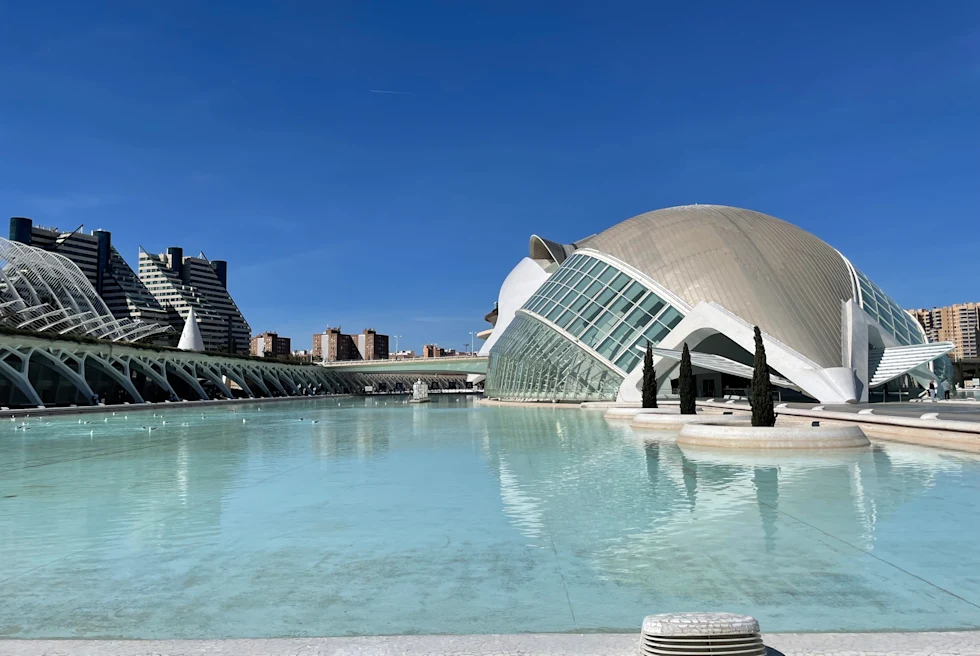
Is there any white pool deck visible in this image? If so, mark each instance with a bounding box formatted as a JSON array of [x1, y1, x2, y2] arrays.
[[2, 631, 980, 656]]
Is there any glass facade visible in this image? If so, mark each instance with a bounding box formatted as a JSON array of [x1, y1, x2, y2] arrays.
[[855, 268, 925, 346], [521, 252, 683, 373], [484, 313, 624, 401], [485, 251, 685, 401]]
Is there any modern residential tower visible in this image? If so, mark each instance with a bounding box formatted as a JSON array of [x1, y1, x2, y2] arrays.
[[910, 303, 979, 361], [138, 247, 251, 353]]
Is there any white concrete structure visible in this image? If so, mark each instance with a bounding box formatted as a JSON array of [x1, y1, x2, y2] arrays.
[[631, 413, 751, 430], [9, 219, 172, 331], [677, 422, 871, 448], [479, 257, 551, 356], [483, 205, 955, 404], [177, 306, 205, 351], [0, 237, 172, 343], [0, 331, 355, 407]]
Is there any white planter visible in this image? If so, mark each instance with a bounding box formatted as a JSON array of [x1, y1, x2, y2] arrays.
[[580, 401, 640, 410], [631, 413, 749, 430], [677, 422, 870, 449], [604, 407, 680, 419]]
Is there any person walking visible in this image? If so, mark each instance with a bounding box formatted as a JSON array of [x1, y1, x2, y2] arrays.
[[928, 380, 936, 401], [944, 380, 952, 400]]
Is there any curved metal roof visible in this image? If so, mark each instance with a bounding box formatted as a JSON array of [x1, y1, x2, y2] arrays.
[[0, 237, 173, 342], [574, 204, 854, 368]]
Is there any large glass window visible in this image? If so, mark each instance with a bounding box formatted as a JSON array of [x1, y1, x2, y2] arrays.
[[485, 313, 624, 401], [855, 269, 924, 346], [519, 252, 685, 374]]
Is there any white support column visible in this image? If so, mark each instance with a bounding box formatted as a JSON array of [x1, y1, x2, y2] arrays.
[[84, 353, 145, 404], [28, 348, 98, 405]]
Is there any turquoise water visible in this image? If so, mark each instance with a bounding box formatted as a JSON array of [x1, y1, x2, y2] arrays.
[[1, 396, 979, 639]]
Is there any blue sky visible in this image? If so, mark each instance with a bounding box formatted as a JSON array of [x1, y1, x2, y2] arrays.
[[1, 2, 977, 351]]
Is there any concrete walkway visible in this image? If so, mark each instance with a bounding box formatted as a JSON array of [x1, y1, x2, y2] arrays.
[[2, 631, 979, 656]]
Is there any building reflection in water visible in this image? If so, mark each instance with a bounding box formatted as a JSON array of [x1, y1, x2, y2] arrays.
[[475, 405, 970, 592], [752, 466, 779, 552], [310, 410, 390, 461]]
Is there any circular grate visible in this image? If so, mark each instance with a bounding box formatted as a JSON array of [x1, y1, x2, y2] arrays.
[[640, 612, 766, 656]]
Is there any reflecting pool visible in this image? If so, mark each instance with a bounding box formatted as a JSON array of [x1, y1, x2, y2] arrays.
[[1, 396, 979, 638]]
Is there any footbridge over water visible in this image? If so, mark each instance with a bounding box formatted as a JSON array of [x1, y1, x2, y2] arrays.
[[318, 356, 488, 393]]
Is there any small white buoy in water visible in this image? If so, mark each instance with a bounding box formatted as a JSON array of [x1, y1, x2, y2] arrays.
[[104, 417, 108, 423], [89, 430, 94, 437], [242, 418, 247, 423], [78, 419, 82, 424], [311, 420, 319, 424]]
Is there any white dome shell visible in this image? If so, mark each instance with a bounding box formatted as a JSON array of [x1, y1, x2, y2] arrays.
[[479, 257, 551, 356], [576, 205, 854, 368]]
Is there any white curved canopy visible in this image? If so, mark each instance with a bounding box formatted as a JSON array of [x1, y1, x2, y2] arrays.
[[0, 237, 172, 343]]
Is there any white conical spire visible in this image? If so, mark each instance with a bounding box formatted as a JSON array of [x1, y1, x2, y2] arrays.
[[177, 306, 205, 351]]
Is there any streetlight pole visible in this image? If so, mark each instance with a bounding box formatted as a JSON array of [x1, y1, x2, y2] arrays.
[[394, 335, 402, 356], [469, 331, 477, 355]]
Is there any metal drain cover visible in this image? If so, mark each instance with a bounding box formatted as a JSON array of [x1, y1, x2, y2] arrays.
[[640, 612, 766, 656]]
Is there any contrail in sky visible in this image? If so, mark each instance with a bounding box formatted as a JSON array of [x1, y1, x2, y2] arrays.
[[368, 89, 416, 96]]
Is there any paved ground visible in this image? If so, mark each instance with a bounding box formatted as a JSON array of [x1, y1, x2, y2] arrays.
[[711, 399, 980, 424], [801, 402, 980, 422], [2, 631, 980, 656]]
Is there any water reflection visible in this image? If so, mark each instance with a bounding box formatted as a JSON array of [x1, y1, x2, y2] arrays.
[[2, 398, 979, 638], [479, 406, 977, 594], [752, 466, 779, 552]]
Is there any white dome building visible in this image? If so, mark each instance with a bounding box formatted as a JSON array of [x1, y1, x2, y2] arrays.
[[482, 205, 953, 404]]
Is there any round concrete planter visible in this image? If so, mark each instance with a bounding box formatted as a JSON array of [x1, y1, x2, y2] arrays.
[[580, 401, 640, 410], [631, 413, 749, 430], [604, 406, 680, 419], [677, 422, 870, 449]]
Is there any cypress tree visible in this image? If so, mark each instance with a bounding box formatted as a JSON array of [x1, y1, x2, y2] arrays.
[[679, 342, 697, 415], [751, 326, 776, 427], [642, 342, 657, 408]]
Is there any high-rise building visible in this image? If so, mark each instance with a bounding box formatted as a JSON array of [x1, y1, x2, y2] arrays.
[[909, 308, 942, 344], [313, 327, 389, 362], [8, 218, 171, 330], [139, 247, 251, 353], [911, 303, 979, 361], [422, 344, 444, 358], [251, 332, 291, 358]]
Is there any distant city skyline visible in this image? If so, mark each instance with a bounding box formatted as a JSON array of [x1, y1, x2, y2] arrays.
[[1, 2, 978, 351]]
